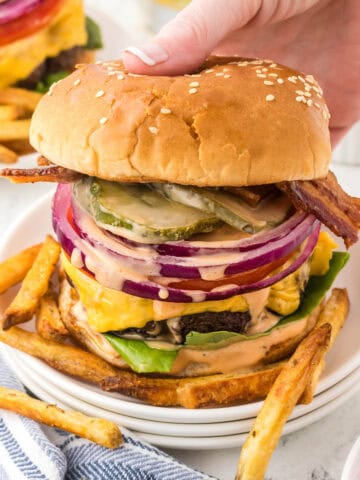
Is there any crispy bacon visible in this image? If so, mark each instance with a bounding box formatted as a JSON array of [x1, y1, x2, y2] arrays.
[[278, 171, 360, 248], [37, 155, 53, 167], [0, 166, 81, 184]]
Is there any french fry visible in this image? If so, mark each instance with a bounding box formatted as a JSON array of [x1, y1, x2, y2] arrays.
[[0, 327, 119, 384], [0, 144, 18, 163], [2, 236, 60, 329], [0, 88, 42, 111], [0, 105, 25, 122], [36, 288, 70, 343], [236, 323, 331, 480], [0, 386, 122, 448], [0, 119, 31, 141], [300, 288, 349, 404], [0, 244, 42, 294]]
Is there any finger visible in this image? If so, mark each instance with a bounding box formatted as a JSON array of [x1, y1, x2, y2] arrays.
[[123, 0, 262, 75]]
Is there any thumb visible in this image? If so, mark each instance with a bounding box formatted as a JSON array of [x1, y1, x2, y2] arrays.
[[123, 0, 262, 75]]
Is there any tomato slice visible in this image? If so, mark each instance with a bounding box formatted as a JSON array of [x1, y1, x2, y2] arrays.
[[0, 0, 64, 47], [165, 254, 292, 291]]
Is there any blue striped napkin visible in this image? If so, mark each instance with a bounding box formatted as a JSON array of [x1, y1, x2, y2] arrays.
[[0, 353, 216, 480]]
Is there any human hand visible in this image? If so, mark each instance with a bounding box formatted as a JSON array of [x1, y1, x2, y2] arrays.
[[123, 0, 360, 146]]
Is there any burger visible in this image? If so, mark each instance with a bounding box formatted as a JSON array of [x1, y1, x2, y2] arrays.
[[0, 0, 102, 92], [5, 56, 359, 405]]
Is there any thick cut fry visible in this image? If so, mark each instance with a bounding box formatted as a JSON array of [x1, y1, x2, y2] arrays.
[[236, 323, 331, 480], [0, 386, 122, 448], [300, 288, 349, 403], [103, 363, 285, 408], [2, 236, 60, 329], [0, 105, 25, 122], [0, 88, 42, 110], [0, 327, 119, 383], [0, 144, 18, 163], [36, 289, 70, 343], [0, 119, 31, 141], [2, 139, 33, 155], [0, 244, 42, 294]]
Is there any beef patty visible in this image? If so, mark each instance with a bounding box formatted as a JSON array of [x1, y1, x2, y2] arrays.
[[17, 46, 85, 89], [110, 310, 251, 344]]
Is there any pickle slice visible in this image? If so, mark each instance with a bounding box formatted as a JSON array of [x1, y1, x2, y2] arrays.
[[79, 178, 221, 242], [154, 183, 291, 234]]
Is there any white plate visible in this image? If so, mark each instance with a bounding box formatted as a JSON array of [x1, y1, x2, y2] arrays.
[[0, 193, 360, 423], [11, 351, 360, 438], [13, 357, 360, 450]]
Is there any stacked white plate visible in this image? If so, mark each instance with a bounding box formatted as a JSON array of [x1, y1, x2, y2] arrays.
[[1, 193, 360, 450]]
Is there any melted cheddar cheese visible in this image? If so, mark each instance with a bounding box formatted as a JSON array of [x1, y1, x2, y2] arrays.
[[63, 231, 337, 332], [0, 0, 86, 89]]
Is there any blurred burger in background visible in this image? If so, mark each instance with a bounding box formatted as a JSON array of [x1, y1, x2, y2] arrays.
[[0, 0, 102, 93]]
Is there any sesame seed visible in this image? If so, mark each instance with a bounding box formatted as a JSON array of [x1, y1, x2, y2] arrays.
[[189, 81, 199, 87], [322, 110, 327, 119], [298, 76, 306, 83], [205, 69, 214, 73], [95, 60, 102, 65], [262, 67, 268, 72], [296, 90, 305, 95], [306, 74, 315, 83], [296, 96, 305, 102], [277, 78, 284, 84], [314, 102, 320, 109], [215, 72, 224, 76], [307, 99, 313, 106], [264, 80, 274, 85], [266, 94, 275, 102], [257, 74, 266, 78], [237, 62, 248, 66], [160, 108, 171, 114], [304, 85, 311, 91], [99, 117, 108, 125], [95, 90, 105, 98], [224, 74, 231, 79], [269, 73, 278, 77], [304, 91, 311, 97], [107, 71, 118, 76], [288, 77, 297, 84], [223, 68, 230, 72], [189, 88, 198, 94], [316, 93, 322, 98], [117, 74, 125, 80], [149, 126, 158, 134], [270, 63, 277, 68], [256, 69, 262, 73], [73, 79, 81, 86]]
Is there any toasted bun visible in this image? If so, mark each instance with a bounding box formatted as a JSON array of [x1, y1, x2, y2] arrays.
[[30, 56, 331, 187], [59, 276, 318, 378]]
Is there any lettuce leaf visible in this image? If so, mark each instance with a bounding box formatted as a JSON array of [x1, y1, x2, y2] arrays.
[[103, 334, 178, 373], [104, 252, 349, 372], [186, 251, 349, 346], [85, 16, 103, 50]]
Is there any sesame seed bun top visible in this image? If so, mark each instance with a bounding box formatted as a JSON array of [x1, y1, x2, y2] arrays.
[[30, 56, 331, 187]]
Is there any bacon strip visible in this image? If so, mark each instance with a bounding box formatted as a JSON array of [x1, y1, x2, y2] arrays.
[[278, 171, 360, 248], [0, 166, 81, 184]]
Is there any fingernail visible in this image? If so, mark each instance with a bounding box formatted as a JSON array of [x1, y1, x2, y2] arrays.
[[124, 44, 169, 66]]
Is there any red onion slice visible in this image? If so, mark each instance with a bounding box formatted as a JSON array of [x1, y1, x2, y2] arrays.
[[0, 0, 43, 24], [53, 184, 320, 302]]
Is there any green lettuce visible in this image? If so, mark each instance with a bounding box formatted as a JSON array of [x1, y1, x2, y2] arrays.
[[103, 252, 349, 372], [85, 16, 103, 50], [103, 334, 178, 373], [35, 71, 69, 93], [186, 251, 349, 346]]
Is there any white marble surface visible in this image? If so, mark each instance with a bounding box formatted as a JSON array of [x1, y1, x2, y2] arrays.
[[1, 2, 359, 478]]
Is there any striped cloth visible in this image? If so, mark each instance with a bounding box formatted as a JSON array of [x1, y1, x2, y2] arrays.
[[0, 353, 216, 480]]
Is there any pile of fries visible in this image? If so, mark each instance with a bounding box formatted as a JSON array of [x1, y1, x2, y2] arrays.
[[0, 236, 350, 473], [0, 88, 43, 164]]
